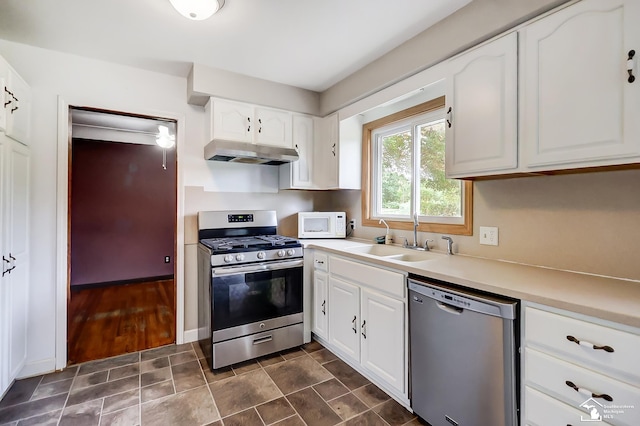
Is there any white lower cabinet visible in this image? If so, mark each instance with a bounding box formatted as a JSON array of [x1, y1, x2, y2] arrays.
[[522, 302, 640, 426], [360, 288, 404, 393], [328, 276, 360, 362], [524, 385, 614, 426], [310, 251, 408, 405]]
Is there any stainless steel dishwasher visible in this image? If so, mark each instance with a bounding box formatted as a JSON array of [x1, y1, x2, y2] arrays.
[[408, 277, 518, 426]]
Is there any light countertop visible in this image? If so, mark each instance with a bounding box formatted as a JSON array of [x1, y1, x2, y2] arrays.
[[301, 239, 640, 330]]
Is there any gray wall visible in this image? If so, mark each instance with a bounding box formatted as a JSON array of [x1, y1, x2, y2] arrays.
[[320, 0, 570, 115]]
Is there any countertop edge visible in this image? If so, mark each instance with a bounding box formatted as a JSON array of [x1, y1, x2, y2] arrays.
[[302, 239, 640, 330]]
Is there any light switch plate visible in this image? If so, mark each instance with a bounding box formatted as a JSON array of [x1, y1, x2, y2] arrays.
[[479, 226, 499, 246]]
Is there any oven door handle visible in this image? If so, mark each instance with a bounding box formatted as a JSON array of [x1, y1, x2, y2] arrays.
[[212, 259, 304, 276]]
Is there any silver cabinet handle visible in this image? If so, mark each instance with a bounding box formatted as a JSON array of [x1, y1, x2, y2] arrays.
[[566, 335, 614, 353], [351, 315, 357, 333], [247, 116, 251, 132], [361, 320, 366, 339], [314, 259, 324, 265], [321, 300, 326, 315], [331, 143, 336, 157], [628, 50, 636, 83], [565, 380, 612, 402], [258, 118, 262, 133], [446, 106, 452, 128]]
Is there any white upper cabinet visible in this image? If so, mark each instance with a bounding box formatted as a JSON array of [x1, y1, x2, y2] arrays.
[[279, 114, 314, 189], [209, 98, 253, 143], [0, 55, 31, 145], [254, 107, 292, 148], [314, 114, 339, 189], [206, 97, 293, 148], [520, 0, 640, 170], [445, 32, 518, 178], [313, 114, 361, 190]]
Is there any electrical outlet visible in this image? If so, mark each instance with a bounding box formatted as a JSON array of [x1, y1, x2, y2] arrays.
[[479, 226, 499, 246], [349, 219, 356, 229], [164, 256, 171, 263]]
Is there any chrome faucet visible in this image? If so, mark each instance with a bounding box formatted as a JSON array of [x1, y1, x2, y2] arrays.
[[404, 213, 431, 251], [423, 239, 434, 251], [442, 236, 454, 255]]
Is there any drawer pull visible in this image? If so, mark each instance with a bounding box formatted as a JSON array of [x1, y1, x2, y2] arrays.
[[566, 335, 614, 353], [321, 300, 326, 315], [253, 335, 273, 345], [352, 315, 357, 333], [361, 320, 366, 339], [565, 380, 613, 402], [315, 260, 324, 265]]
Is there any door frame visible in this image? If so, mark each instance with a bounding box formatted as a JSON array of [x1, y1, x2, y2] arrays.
[[55, 96, 185, 370]]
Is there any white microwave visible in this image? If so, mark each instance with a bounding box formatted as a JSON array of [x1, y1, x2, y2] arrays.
[[298, 212, 346, 239]]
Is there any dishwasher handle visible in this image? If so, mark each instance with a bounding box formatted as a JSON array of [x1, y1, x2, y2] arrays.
[[437, 301, 463, 315]]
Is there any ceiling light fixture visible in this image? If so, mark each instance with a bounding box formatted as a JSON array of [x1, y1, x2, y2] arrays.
[[156, 125, 176, 149], [169, 0, 225, 20]]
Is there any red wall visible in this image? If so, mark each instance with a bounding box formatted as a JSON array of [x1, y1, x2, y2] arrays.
[[70, 139, 176, 286]]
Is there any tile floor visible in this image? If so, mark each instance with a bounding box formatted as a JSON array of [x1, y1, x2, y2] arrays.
[[0, 340, 423, 426]]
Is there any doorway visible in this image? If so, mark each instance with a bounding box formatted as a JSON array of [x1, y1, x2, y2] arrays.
[[67, 107, 177, 365]]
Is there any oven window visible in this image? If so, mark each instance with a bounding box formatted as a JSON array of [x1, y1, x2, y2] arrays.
[[212, 266, 303, 331]]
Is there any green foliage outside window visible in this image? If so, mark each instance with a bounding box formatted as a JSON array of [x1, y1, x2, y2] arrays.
[[378, 118, 461, 218]]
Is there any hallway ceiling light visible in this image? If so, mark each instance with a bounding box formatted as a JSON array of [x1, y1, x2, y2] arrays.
[[156, 125, 176, 149], [169, 0, 224, 20]]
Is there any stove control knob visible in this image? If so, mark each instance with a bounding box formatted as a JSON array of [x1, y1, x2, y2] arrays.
[[224, 255, 234, 263], [236, 254, 245, 262], [257, 251, 266, 260], [286, 249, 295, 256], [277, 250, 286, 257]]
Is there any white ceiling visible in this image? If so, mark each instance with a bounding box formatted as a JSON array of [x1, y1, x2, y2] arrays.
[[0, 0, 471, 92]]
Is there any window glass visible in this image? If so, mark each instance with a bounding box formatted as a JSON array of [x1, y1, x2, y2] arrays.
[[361, 96, 473, 235]]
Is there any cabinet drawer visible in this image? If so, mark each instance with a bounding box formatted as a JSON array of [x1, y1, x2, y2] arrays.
[[330, 256, 404, 298], [525, 348, 640, 426], [524, 385, 614, 426], [313, 252, 328, 272], [525, 307, 640, 385]]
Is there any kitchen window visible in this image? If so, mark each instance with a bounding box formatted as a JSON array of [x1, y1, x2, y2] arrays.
[[361, 96, 473, 235]]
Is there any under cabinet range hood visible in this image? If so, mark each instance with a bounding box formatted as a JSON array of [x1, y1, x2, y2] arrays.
[[204, 139, 298, 165]]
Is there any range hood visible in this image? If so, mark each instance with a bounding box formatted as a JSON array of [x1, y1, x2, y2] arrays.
[[204, 139, 298, 165]]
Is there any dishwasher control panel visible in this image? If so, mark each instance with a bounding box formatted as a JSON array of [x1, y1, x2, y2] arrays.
[[408, 279, 517, 319]]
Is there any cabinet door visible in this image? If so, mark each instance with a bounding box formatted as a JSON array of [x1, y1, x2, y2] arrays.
[[312, 270, 329, 340], [0, 57, 9, 133], [313, 115, 339, 189], [360, 289, 405, 393], [1, 138, 29, 394], [328, 276, 360, 362], [254, 107, 292, 148], [520, 0, 640, 169], [5, 70, 31, 145], [211, 99, 253, 143], [445, 33, 518, 177], [291, 115, 314, 188]]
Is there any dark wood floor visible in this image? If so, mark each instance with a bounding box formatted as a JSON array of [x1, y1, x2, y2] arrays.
[[67, 278, 176, 365]]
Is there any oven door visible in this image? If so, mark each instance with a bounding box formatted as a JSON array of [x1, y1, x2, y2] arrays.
[[211, 259, 303, 342]]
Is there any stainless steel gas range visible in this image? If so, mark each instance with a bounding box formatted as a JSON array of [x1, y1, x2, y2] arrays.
[[197, 210, 304, 370]]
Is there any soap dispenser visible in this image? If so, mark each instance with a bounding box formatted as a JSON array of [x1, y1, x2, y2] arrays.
[[379, 219, 392, 244]]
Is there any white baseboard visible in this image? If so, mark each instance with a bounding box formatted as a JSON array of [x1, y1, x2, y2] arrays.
[[18, 358, 58, 379], [183, 328, 198, 343]]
